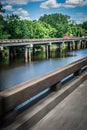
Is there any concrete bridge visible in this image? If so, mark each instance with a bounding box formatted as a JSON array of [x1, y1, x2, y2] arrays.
[[0, 37, 87, 62], [0, 57, 87, 129]]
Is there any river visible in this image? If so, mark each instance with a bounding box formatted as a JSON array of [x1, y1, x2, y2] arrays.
[[0, 49, 87, 91]]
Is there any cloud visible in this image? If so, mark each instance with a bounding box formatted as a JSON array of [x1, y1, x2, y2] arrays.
[[2, 0, 29, 5], [2, 0, 45, 5], [40, 0, 87, 9], [62, 4, 76, 8], [66, 0, 83, 5], [13, 8, 31, 20], [65, 0, 87, 7], [2, 0, 87, 8], [3, 5, 14, 11], [76, 12, 87, 23], [30, 0, 45, 2], [40, 0, 61, 9]]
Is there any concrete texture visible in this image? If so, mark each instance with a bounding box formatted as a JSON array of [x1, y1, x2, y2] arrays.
[[1, 71, 87, 130], [31, 79, 87, 130]]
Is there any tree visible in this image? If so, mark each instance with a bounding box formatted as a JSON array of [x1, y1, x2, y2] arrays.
[[0, 2, 10, 39], [39, 13, 70, 37], [5, 14, 21, 38]]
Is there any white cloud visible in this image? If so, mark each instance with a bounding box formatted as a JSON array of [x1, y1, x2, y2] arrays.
[[65, 0, 87, 7], [66, 0, 83, 5], [3, 5, 14, 11], [2, 0, 29, 5], [30, 0, 45, 2], [40, 0, 61, 9], [40, 0, 87, 9], [13, 8, 31, 20], [75, 12, 87, 23], [2, 0, 45, 5], [2, 0, 87, 8], [62, 4, 76, 8], [76, 12, 85, 17]]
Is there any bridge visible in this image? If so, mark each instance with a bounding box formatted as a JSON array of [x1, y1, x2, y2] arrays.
[[0, 37, 87, 46], [0, 57, 87, 129], [0, 37, 87, 62]]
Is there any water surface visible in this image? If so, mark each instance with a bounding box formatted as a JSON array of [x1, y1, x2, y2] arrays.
[[0, 49, 87, 91]]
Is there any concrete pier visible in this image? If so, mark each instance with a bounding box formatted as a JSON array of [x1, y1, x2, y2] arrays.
[[45, 43, 51, 59]]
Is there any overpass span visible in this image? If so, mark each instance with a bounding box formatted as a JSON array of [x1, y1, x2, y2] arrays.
[[0, 37, 87, 46], [0, 37, 87, 62]]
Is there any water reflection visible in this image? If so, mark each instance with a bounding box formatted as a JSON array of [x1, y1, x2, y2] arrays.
[[0, 49, 87, 91]]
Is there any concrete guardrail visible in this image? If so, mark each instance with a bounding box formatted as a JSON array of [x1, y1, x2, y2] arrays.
[[0, 57, 87, 125]]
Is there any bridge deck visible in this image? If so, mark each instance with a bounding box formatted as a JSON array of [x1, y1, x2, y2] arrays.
[[31, 77, 87, 130], [0, 37, 86, 46]]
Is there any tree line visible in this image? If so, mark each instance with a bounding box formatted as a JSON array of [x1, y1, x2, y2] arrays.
[[0, 2, 87, 39]]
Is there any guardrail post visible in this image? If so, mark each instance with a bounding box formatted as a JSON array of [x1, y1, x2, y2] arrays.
[[74, 69, 82, 76], [0, 96, 2, 126], [50, 81, 61, 91], [1, 98, 17, 126]]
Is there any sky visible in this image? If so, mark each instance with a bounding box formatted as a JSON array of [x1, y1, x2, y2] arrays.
[[1, 0, 87, 23]]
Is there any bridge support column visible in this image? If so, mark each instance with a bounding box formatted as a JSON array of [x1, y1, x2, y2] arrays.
[[32, 45, 35, 60], [72, 40, 75, 50], [9, 47, 17, 60], [77, 40, 81, 49], [80, 41, 86, 49], [84, 40, 87, 48], [75, 41, 78, 50], [86, 40, 87, 48], [57, 44, 61, 57], [28, 47, 32, 62], [68, 42, 72, 51], [58, 43, 63, 57], [45, 43, 51, 59], [0, 46, 3, 51], [80, 40, 83, 49], [25, 44, 33, 62], [25, 47, 28, 62]]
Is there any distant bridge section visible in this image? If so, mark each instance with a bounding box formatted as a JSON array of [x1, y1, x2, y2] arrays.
[[0, 37, 87, 46], [0, 37, 87, 62]]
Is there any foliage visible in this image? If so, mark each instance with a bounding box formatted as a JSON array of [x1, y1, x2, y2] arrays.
[[0, 2, 87, 39], [0, 2, 10, 39]]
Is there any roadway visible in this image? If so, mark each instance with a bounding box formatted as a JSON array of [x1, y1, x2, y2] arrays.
[[31, 76, 87, 130], [0, 37, 86, 46]]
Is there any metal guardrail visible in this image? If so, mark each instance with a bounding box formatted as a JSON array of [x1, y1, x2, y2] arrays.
[[0, 57, 87, 125]]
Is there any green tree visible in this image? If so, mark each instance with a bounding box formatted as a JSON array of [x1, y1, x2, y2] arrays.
[[0, 2, 9, 39], [6, 14, 21, 38], [39, 13, 70, 37]]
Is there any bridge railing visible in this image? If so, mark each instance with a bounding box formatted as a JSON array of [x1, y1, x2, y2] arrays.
[[0, 57, 87, 125], [0, 37, 86, 44]]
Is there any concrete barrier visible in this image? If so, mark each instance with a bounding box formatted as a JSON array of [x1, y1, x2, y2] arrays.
[[0, 96, 2, 117], [0, 57, 87, 125]]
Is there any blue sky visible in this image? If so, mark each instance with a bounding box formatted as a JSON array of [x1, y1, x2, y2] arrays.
[[1, 0, 87, 23]]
